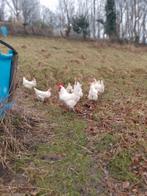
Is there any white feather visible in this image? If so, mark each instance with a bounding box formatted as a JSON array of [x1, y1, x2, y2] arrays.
[[59, 85, 79, 109], [66, 83, 74, 93], [88, 83, 98, 101], [73, 81, 83, 100], [93, 79, 105, 94], [34, 88, 51, 102], [23, 77, 37, 89]]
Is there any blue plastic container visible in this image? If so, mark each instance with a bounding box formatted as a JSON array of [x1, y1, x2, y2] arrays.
[[0, 50, 13, 102], [0, 40, 17, 118]]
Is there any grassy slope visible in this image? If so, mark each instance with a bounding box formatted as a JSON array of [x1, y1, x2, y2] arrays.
[[1, 36, 147, 195]]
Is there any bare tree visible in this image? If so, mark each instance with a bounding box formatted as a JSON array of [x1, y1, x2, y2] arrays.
[[57, 0, 75, 37], [0, 0, 5, 21], [92, 0, 96, 39], [41, 6, 56, 28], [53, 0, 147, 43], [21, 0, 40, 25], [5, 0, 22, 21]]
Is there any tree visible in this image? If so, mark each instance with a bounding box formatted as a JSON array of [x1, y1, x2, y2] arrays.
[[105, 0, 117, 39], [22, 0, 35, 25], [28, 0, 40, 25], [5, 0, 22, 21], [92, 0, 96, 39], [41, 6, 56, 28], [57, 0, 75, 37], [5, 0, 40, 23], [0, 0, 5, 21], [72, 15, 89, 40], [20, 0, 41, 34]]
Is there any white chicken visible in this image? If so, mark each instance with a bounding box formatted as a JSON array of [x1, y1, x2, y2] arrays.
[[34, 88, 51, 102], [23, 77, 37, 89], [93, 79, 105, 94], [88, 79, 105, 101], [66, 83, 74, 93], [58, 84, 79, 110], [73, 81, 83, 100], [88, 83, 98, 101]]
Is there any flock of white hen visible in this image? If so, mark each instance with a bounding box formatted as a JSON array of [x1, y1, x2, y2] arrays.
[[23, 77, 105, 110]]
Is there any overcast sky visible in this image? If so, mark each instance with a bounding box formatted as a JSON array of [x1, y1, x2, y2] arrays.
[[40, 0, 58, 11]]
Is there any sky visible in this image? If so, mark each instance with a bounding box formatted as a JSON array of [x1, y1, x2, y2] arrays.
[[40, 0, 58, 11]]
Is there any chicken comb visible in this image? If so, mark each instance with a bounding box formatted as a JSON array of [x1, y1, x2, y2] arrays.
[[57, 83, 64, 87]]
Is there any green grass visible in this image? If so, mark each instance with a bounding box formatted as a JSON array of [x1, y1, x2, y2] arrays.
[[95, 133, 120, 152], [1, 36, 147, 195], [108, 151, 138, 182], [14, 115, 102, 195]]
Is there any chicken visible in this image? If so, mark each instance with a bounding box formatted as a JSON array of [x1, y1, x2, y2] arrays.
[[23, 77, 37, 89], [66, 83, 74, 93], [34, 88, 51, 102], [73, 81, 83, 100], [93, 79, 105, 94], [58, 84, 79, 110], [88, 83, 98, 101], [88, 79, 104, 101]]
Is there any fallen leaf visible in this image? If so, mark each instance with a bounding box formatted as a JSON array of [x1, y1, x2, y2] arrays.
[[122, 181, 130, 189]]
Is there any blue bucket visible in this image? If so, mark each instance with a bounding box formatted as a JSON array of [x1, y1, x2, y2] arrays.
[[0, 40, 18, 118]]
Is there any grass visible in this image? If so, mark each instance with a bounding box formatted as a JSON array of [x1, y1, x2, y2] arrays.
[[0, 36, 147, 195], [13, 113, 101, 195], [94, 133, 120, 152], [108, 150, 138, 182]]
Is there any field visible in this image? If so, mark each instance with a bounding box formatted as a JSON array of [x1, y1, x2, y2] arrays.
[[0, 36, 147, 195]]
